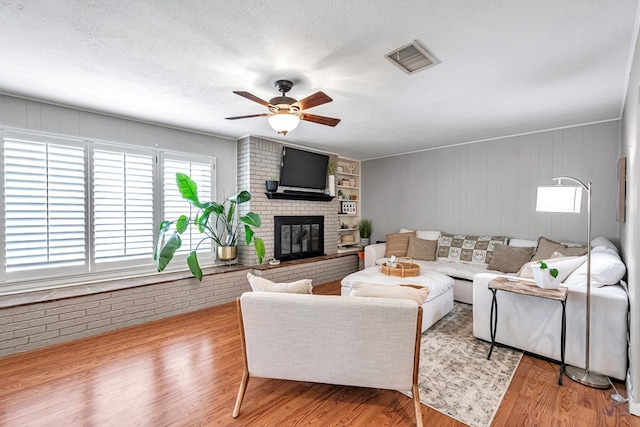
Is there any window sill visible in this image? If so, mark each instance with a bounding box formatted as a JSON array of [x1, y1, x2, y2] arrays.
[[0, 264, 250, 309]]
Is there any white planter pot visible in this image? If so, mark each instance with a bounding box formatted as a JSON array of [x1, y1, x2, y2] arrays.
[[531, 264, 561, 289], [328, 175, 335, 197]]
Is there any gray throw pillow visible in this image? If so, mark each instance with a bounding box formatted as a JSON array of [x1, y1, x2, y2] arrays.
[[531, 236, 587, 261], [406, 236, 437, 261], [488, 244, 535, 273]]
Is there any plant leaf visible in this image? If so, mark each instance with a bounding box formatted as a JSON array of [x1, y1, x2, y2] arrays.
[[187, 251, 203, 281], [226, 201, 235, 225], [156, 232, 182, 271], [244, 224, 254, 244], [239, 212, 261, 228], [229, 190, 251, 204], [176, 215, 189, 233], [176, 173, 200, 205], [549, 268, 559, 278], [254, 237, 265, 264], [154, 220, 172, 260]]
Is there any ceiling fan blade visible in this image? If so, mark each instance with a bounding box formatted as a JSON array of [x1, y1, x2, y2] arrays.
[[233, 91, 271, 107], [225, 113, 269, 120], [293, 91, 333, 110], [300, 113, 341, 127]]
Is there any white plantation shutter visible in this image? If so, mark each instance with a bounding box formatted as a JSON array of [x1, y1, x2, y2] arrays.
[[163, 158, 213, 254], [3, 133, 86, 272], [93, 148, 154, 263]]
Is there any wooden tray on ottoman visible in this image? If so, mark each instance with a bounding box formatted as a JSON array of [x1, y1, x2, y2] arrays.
[[381, 258, 420, 278]]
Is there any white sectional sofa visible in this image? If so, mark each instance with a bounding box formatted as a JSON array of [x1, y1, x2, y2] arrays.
[[364, 231, 629, 380]]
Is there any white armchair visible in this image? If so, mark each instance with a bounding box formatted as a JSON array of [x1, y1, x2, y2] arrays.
[[233, 292, 424, 426]]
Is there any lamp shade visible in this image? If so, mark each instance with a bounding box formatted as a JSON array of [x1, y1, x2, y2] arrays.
[[267, 113, 300, 135], [536, 186, 582, 213]]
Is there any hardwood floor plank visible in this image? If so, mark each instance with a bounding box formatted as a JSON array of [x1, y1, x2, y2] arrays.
[[0, 279, 637, 427]]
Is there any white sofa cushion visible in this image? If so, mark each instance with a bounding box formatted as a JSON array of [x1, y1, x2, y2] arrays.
[[349, 282, 430, 305], [399, 228, 441, 240], [508, 238, 538, 248], [563, 248, 626, 287], [247, 272, 312, 294]]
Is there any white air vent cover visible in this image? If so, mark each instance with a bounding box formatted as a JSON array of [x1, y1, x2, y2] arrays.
[[385, 40, 440, 75]]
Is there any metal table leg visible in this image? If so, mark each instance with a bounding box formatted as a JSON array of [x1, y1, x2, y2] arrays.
[[488, 288, 498, 360], [559, 299, 567, 385]]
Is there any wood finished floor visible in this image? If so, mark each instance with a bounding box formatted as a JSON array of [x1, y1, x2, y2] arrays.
[[0, 280, 637, 427]]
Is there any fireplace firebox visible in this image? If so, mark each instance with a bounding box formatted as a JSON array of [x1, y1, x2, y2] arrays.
[[274, 216, 324, 261]]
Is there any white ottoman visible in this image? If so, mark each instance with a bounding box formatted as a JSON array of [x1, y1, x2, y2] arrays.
[[341, 266, 455, 332]]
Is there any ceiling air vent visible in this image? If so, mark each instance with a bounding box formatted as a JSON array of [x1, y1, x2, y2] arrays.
[[385, 40, 440, 75]]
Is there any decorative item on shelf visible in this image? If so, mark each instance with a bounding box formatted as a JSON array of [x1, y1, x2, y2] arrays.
[[346, 164, 356, 174], [327, 157, 337, 197], [531, 260, 560, 289], [268, 258, 281, 266], [340, 201, 357, 214], [381, 256, 420, 278], [341, 235, 355, 244], [338, 189, 343, 199], [358, 218, 373, 246], [265, 177, 279, 192], [337, 165, 344, 173], [349, 178, 356, 187], [340, 179, 349, 186], [155, 173, 265, 280]]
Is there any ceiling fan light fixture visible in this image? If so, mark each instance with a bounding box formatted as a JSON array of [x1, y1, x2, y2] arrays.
[[267, 112, 300, 135]]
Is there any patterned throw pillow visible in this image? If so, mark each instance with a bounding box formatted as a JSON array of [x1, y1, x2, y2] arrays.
[[384, 232, 416, 258], [437, 233, 508, 264]]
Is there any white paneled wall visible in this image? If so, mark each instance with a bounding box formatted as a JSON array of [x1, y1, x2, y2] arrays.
[[0, 94, 238, 198], [362, 121, 620, 245]]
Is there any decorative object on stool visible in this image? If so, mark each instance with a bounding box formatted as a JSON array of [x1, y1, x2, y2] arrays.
[[536, 176, 610, 389]]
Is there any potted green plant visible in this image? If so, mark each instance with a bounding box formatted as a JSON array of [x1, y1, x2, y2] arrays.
[[154, 173, 265, 280], [358, 219, 373, 246], [532, 260, 560, 289], [266, 176, 279, 192]]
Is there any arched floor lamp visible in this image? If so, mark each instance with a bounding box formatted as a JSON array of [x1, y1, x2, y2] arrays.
[[536, 176, 610, 389]]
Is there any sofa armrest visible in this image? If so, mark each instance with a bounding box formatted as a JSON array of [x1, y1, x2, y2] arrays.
[[364, 243, 386, 269]]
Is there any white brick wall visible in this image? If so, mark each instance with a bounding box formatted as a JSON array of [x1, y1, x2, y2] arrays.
[[237, 136, 340, 265], [0, 269, 249, 358], [0, 254, 358, 358]]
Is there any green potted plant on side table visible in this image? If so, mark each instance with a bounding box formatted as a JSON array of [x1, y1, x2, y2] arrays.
[[154, 173, 265, 280], [532, 260, 560, 289], [358, 218, 373, 246]]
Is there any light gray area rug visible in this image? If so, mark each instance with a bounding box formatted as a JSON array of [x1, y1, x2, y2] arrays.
[[407, 302, 523, 427]]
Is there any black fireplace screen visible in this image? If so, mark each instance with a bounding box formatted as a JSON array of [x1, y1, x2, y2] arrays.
[[274, 216, 324, 261]]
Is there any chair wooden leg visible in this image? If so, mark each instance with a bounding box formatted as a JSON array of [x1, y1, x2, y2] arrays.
[[232, 370, 250, 418], [413, 383, 423, 427]]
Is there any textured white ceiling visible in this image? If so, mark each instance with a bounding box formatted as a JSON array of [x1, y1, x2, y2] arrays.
[[0, 0, 637, 159]]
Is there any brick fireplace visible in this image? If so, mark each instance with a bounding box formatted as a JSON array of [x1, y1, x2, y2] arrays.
[[236, 136, 339, 265]]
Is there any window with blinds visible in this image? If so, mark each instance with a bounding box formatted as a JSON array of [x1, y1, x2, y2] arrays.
[[93, 148, 154, 263], [3, 133, 86, 272], [162, 157, 214, 255], [1, 130, 216, 285]]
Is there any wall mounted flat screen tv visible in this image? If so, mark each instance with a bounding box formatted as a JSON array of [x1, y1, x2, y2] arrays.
[[279, 147, 329, 190]]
